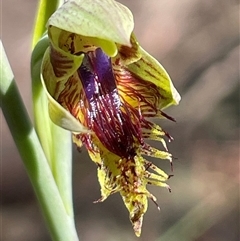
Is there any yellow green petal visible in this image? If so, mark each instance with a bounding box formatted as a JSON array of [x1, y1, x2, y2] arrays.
[[121, 192, 148, 237], [127, 46, 181, 109], [47, 0, 134, 49], [41, 48, 89, 133], [49, 25, 118, 57], [115, 33, 141, 65]]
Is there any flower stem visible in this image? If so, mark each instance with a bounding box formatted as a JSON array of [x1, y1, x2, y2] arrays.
[[0, 41, 79, 241], [31, 36, 75, 218], [31, 0, 75, 221], [32, 0, 65, 48]]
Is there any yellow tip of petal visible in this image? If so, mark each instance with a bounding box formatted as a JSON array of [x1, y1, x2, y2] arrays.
[[132, 216, 143, 237]]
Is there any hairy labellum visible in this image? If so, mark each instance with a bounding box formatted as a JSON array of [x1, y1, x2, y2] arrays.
[[77, 48, 142, 159]]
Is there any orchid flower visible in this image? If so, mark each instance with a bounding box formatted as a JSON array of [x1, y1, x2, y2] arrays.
[[41, 0, 180, 236]]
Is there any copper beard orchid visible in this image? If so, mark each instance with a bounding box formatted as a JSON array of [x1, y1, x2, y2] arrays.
[[41, 0, 180, 236]]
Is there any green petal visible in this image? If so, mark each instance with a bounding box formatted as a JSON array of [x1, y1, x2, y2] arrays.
[[45, 27, 85, 81], [49, 25, 118, 57], [127, 47, 181, 109], [47, 0, 134, 56], [41, 48, 89, 133], [115, 33, 141, 65], [41, 45, 84, 96], [47, 93, 89, 133]]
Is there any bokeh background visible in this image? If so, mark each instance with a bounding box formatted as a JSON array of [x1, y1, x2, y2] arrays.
[[1, 0, 239, 240]]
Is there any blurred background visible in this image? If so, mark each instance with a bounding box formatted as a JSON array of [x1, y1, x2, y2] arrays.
[[1, 0, 239, 240]]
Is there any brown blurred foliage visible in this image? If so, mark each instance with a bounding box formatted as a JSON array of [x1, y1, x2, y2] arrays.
[[1, 0, 239, 241]]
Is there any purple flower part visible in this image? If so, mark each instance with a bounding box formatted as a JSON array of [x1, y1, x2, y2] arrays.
[[77, 48, 117, 101], [77, 48, 142, 158]]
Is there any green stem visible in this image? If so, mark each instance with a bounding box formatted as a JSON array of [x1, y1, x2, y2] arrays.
[[32, 0, 65, 48], [0, 41, 79, 241], [31, 35, 75, 218], [31, 0, 75, 219]]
